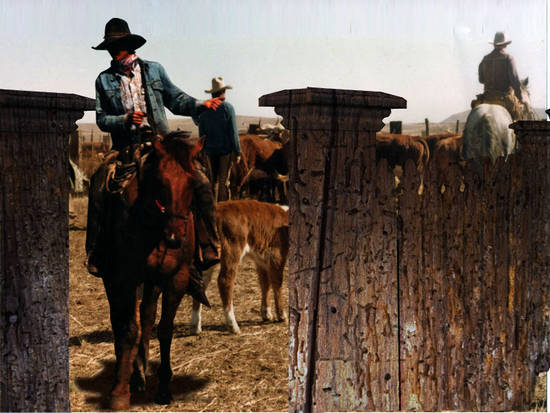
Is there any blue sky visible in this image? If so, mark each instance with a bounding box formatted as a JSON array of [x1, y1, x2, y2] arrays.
[[0, 0, 547, 123]]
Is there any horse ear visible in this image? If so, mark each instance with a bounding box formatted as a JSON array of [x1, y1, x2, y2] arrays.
[[522, 77, 529, 86], [153, 139, 167, 158], [189, 136, 204, 158]]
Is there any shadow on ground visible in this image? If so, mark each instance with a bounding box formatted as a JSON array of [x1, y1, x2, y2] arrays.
[[69, 318, 273, 346], [74, 360, 210, 409]]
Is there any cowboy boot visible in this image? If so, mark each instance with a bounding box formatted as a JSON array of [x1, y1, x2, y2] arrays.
[[183, 167, 220, 306], [187, 265, 211, 308], [192, 166, 221, 272]]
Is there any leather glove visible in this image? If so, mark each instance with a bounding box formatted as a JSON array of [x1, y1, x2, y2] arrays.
[[132, 110, 146, 125], [203, 97, 223, 110]]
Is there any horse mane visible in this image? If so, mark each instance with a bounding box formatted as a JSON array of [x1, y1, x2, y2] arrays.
[[160, 131, 200, 173], [519, 77, 538, 120]]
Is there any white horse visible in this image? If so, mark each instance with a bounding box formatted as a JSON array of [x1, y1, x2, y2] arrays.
[[462, 104, 516, 163], [462, 78, 536, 162]]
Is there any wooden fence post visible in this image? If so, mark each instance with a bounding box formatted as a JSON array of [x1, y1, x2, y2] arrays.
[[510, 117, 550, 394], [390, 120, 402, 134], [0, 89, 95, 411], [424, 117, 429, 136], [259, 87, 407, 412]]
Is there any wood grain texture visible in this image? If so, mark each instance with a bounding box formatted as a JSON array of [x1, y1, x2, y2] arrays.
[[398, 160, 426, 410], [0, 90, 93, 411], [262, 89, 550, 411]]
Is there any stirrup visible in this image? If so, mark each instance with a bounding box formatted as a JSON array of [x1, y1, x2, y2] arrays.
[[196, 257, 221, 272], [196, 243, 221, 271]]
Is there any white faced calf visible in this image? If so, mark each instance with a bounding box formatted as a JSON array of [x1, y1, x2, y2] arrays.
[[191, 200, 289, 334]]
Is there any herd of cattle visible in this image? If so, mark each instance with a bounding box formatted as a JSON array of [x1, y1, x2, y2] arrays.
[[230, 128, 465, 205], [75, 124, 466, 201], [376, 132, 463, 174]]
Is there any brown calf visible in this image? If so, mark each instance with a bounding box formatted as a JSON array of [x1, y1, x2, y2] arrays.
[[231, 134, 289, 202], [376, 133, 430, 171], [433, 134, 465, 183], [191, 200, 289, 334], [422, 133, 461, 155]]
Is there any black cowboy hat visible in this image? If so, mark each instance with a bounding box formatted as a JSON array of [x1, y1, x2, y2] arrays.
[[92, 18, 146, 51]]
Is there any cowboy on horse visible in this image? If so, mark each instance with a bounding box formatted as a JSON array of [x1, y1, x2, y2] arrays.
[[86, 18, 222, 305], [471, 31, 530, 121]]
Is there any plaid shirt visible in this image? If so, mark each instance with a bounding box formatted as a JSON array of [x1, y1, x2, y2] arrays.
[[117, 63, 150, 128]]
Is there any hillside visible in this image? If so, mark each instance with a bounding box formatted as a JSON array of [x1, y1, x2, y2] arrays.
[[442, 107, 547, 123]]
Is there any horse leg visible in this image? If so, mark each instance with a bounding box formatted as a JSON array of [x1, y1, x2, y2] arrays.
[[155, 287, 184, 405], [131, 283, 160, 393], [104, 279, 143, 410], [218, 257, 240, 333]]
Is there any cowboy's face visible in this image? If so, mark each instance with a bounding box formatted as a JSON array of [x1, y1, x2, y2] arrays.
[[108, 48, 131, 61], [212, 91, 226, 100]]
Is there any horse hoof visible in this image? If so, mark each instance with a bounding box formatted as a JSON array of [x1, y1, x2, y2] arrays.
[[110, 394, 131, 411], [277, 314, 288, 323], [130, 375, 146, 393], [154, 391, 173, 405]]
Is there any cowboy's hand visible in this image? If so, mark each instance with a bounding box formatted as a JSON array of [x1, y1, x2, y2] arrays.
[[235, 155, 241, 163], [132, 110, 145, 125], [203, 97, 223, 110]]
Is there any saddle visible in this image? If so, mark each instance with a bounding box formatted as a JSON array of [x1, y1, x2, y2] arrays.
[[471, 87, 524, 121], [105, 143, 152, 195]]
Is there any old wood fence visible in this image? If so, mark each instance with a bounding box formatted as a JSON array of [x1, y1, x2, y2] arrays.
[[260, 88, 550, 411], [0, 89, 95, 411]]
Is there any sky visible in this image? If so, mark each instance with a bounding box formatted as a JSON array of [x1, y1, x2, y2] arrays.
[[0, 0, 547, 124]]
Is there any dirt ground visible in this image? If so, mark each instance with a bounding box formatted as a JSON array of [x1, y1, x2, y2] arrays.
[[68, 196, 288, 412]]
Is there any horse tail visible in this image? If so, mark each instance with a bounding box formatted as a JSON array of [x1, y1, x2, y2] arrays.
[[478, 113, 499, 163], [463, 105, 504, 163]]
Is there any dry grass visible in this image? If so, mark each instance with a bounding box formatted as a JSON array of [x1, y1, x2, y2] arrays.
[[531, 372, 547, 411], [77, 148, 104, 179], [69, 197, 288, 411]]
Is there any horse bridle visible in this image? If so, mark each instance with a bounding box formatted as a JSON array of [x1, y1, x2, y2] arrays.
[[154, 198, 190, 250]]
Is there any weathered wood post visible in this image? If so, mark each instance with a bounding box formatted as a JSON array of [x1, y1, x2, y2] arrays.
[[389, 120, 402, 134], [0, 89, 95, 411], [259, 87, 407, 412], [509, 117, 550, 402]]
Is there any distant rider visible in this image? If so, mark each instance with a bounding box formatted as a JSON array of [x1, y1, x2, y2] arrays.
[[473, 31, 524, 120]]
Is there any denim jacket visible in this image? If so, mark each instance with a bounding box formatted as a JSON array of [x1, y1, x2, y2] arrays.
[[198, 101, 241, 156], [95, 59, 201, 150]]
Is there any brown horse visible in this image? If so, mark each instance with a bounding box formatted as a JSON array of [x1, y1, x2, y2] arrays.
[[99, 132, 203, 410]]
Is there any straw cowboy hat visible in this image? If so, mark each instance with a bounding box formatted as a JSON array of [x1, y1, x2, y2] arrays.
[[92, 18, 146, 51], [490, 32, 512, 47], [205, 77, 233, 94]]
